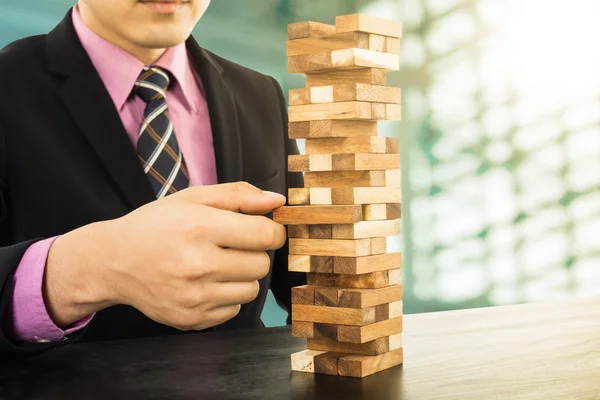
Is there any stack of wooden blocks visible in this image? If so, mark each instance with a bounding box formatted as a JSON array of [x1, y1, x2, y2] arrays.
[[273, 14, 403, 378]]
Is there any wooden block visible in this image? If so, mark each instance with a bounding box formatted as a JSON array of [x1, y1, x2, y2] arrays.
[[309, 224, 332, 239], [286, 32, 369, 56], [306, 68, 387, 88], [288, 49, 399, 73], [314, 323, 338, 340], [336, 14, 402, 39], [289, 154, 399, 172], [273, 205, 362, 225], [288, 255, 333, 273], [291, 349, 342, 375], [386, 37, 401, 55], [386, 103, 402, 120], [332, 154, 399, 171], [304, 171, 385, 188], [288, 101, 371, 122], [371, 103, 386, 120], [307, 268, 399, 289], [292, 285, 315, 305], [338, 285, 403, 308], [289, 120, 379, 139], [288, 21, 336, 40], [292, 321, 314, 338], [338, 348, 404, 378], [309, 188, 333, 204], [307, 333, 402, 356], [289, 238, 374, 257], [386, 169, 401, 186], [332, 219, 400, 239], [314, 287, 339, 306], [292, 304, 376, 326], [289, 88, 310, 106], [299, 188, 402, 206], [362, 203, 401, 221], [334, 253, 402, 274], [337, 316, 403, 343], [305, 137, 398, 155], [288, 225, 310, 238], [288, 188, 310, 205], [371, 237, 387, 254], [368, 34, 387, 52], [375, 301, 403, 321], [308, 84, 401, 104], [331, 187, 401, 204]]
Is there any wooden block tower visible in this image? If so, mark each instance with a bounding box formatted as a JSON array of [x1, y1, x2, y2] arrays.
[[273, 14, 403, 378]]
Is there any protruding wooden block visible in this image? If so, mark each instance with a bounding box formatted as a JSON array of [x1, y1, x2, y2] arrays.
[[292, 285, 315, 305], [289, 88, 311, 106], [288, 120, 378, 139], [273, 205, 362, 225], [337, 316, 403, 343], [286, 32, 369, 56], [288, 21, 336, 40], [386, 37, 401, 55], [300, 84, 401, 105], [372, 104, 401, 120], [288, 101, 371, 122], [288, 225, 310, 239], [307, 333, 402, 356], [305, 137, 398, 155], [288, 49, 400, 74], [386, 169, 401, 186], [288, 255, 333, 273], [331, 219, 400, 239], [288, 188, 310, 205], [336, 14, 402, 39], [307, 268, 400, 289], [338, 285, 403, 308], [289, 238, 374, 257], [292, 304, 377, 326], [306, 68, 386, 88], [288, 154, 399, 172], [334, 252, 402, 274], [338, 348, 404, 378], [304, 170, 399, 188], [291, 349, 342, 375], [362, 203, 401, 221], [331, 186, 401, 204]]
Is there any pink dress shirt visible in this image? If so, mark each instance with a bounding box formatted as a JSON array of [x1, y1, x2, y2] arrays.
[[3, 6, 217, 342]]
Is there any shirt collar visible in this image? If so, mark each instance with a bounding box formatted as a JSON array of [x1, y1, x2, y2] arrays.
[[71, 5, 197, 112]]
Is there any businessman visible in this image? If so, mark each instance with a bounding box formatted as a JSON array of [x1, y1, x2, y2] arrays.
[[0, 0, 305, 360]]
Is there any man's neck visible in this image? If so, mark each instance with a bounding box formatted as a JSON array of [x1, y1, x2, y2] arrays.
[[77, 4, 166, 65]]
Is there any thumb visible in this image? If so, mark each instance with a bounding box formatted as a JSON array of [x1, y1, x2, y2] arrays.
[[175, 182, 286, 215]]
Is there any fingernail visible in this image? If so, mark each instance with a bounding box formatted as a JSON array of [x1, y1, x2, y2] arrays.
[[263, 191, 286, 201]]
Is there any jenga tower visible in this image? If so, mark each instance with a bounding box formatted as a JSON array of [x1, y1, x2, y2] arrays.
[[273, 14, 403, 378]]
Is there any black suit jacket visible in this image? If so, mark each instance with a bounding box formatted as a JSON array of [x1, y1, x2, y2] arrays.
[[0, 10, 304, 361]]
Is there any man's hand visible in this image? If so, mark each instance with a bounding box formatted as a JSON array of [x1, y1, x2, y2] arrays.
[[44, 182, 287, 331]]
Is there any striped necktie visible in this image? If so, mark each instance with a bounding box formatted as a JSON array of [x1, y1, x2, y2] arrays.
[[134, 66, 190, 199]]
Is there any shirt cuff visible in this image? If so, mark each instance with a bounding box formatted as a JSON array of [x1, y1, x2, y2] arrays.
[[5, 237, 94, 343]]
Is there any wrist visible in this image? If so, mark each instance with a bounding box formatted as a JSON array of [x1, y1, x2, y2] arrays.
[[44, 220, 119, 327]]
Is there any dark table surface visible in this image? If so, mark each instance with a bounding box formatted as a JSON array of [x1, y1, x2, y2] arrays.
[[2, 297, 600, 400]]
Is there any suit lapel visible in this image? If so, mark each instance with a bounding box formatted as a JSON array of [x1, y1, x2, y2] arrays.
[[46, 10, 156, 210], [186, 38, 243, 184]]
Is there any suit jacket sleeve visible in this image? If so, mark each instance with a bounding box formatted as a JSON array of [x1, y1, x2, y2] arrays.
[[0, 118, 86, 362], [268, 77, 307, 324]]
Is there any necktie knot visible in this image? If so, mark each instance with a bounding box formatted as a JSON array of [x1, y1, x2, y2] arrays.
[[134, 66, 171, 103]]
